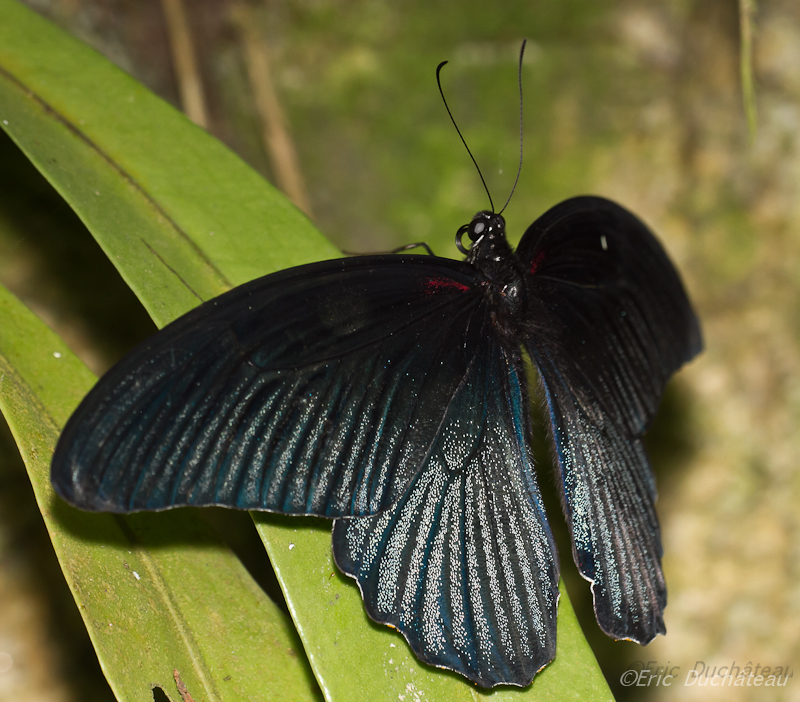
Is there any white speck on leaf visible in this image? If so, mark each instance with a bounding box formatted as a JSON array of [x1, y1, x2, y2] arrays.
[[288, 543, 295, 550], [132, 571, 140, 580], [53, 351, 61, 358]]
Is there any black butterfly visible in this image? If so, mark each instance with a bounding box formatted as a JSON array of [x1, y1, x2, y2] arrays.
[[51, 191, 701, 687]]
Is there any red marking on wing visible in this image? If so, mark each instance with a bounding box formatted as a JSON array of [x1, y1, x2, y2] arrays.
[[529, 251, 546, 275], [423, 277, 470, 294]]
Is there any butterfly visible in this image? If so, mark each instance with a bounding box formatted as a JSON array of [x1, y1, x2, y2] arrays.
[[51, 187, 702, 687]]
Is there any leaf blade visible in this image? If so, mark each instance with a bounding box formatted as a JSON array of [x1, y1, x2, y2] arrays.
[[0, 282, 319, 702], [0, 1, 613, 699]]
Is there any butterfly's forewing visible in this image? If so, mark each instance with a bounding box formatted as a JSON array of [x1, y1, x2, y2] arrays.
[[517, 196, 702, 643], [52, 256, 485, 518], [332, 328, 559, 688]]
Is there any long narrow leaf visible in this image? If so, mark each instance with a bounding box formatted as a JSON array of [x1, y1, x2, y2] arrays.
[[0, 283, 318, 702], [0, 1, 612, 699]]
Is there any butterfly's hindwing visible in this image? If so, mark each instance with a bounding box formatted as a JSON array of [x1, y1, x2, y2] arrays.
[[537, 352, 666, 642], [333, 329, 559, 688], [519, 196, 701, 642]]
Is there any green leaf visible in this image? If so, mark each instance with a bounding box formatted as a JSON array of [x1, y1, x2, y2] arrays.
[[0, 1, 613, 699], [258, 519, 612, 701], [0, 0, 335, 328], [0, 283, 317, 702]]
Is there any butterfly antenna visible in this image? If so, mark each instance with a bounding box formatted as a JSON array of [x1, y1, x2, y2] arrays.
[[437, 60, 495, 213], [498, 39, 527, 215]]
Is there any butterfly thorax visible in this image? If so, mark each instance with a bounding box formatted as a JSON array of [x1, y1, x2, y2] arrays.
[[460, 211, 527, 339]]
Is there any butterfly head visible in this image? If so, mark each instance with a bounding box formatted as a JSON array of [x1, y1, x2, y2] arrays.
[[455, 211, 507, 257]]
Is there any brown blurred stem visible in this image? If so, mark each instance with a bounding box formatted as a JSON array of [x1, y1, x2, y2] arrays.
[[233, 5, 314, 218], [162, 0, 209, 128], [739, 0, 757, 138]]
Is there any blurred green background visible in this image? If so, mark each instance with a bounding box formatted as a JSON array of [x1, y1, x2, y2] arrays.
[[1, 0, 798, 700]]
